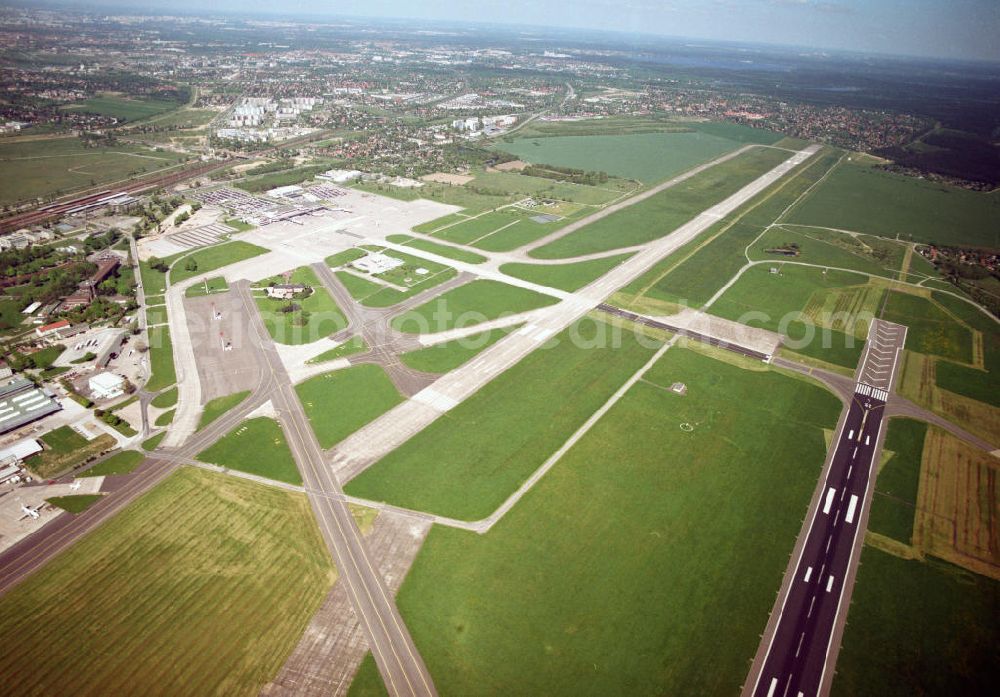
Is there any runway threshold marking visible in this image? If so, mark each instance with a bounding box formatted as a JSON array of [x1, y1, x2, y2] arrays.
[[845, 495, 859, 524], [822, 487, 836, 515]]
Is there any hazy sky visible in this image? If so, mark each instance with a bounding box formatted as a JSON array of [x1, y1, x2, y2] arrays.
[[28, 0, 1000, 62]]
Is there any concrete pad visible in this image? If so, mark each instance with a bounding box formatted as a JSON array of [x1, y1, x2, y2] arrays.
[[0, 477, 104, 554], [658, 308, 783, 357]]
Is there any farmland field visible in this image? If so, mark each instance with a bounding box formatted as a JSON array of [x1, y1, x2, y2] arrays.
[[495, 129, 755, 183], [295, 365, 403, 449], [197, 417, 302, 485], [0, 137, 187, 206], [390, 279, 558, 334], [383, 348, 839, 696], [0, 468, 334, 696], [346, 318, 662, 519], [788, 159, 1000, 249], [529, 146, 790, 259]]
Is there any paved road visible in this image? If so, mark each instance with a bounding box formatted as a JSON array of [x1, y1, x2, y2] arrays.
[[235, 281, 437, 697], [744, 319, 907, 697]]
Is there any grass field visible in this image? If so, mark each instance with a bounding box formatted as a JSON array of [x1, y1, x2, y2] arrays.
[[255, 266, 348, 345], [169, 241, 268, 284], [0, 137, 187, 206], [499, 254, 631, 292], [422, 207, 582, 251], [868, 418, 927, 544], [387, 348, 839, 695], [141, 432, 165, 451], [334, 263, 460, 308], [145, 306, 166, 325], [495, 130, 747, 183], [197, 417, 302, 485], [295, 365, 403, 449], [748, 226, 905, 280], [346, 319, 661, 519], [197, 390, 250, 431], [932, 291, 999, 407], [832, 549, 998, 697], [710, 265, 869, 368], [83, 450, 145, 477], [0, 467, 334, 696], [154, 409, 175, 427], [469, 169, 625, 205], [400, 326, 518, 374], [789, 159, 1000, 249], [60, 95, 181, 121], [30, 426, 115, 479], [347, 654, 389, 697], [390, 280, 558, 334], [306, 336, 369, 364], [385, 235, 488, 264], [881, 292, 973, 364], [185, 276, 229, 297], [150, 386, 178, 408], [145, 324, 176, 391], [529, 147, 790, 259], [45, 494, 103, 513]]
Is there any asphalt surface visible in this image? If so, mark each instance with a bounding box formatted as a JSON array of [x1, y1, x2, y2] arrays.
[[745, 319, 907, 697], [235, 280, 437, 697], [596, 303, 773, 361]]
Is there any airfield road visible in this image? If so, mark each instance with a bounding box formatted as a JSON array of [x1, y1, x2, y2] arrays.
[[744, 319, 907, 697], [330, 145, 822, 481], [235, 281, 437, 697]]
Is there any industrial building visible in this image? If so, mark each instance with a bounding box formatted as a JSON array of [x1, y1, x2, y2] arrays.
[[352, 252, 404, 275], [0, 377, 62, 436], [87, 372, 125, 400]]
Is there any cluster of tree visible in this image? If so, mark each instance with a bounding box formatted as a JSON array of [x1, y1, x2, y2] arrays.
[[132, 196, 184, 236], [84, 227, 121, 252], [5, 344, 65, 371], [1, 244, 79, 279], [521, 164, 609, 186], [13, 261, 97, 308]]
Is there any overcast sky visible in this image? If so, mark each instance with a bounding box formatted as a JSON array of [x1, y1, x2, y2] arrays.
[[27, 0, 1000, 62]]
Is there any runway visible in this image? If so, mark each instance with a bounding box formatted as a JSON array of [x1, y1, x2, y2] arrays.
[[745, 319, 907, 697], [235, 281, 437, 697]]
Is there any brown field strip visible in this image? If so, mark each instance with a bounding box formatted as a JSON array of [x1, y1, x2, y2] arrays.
[[913, 427, 1000, 580], [0, 467, 335, 696]]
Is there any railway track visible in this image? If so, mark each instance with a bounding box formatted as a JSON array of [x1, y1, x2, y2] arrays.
[[0, 130, 334, 234]]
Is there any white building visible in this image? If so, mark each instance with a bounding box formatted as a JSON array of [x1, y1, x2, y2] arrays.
[[88, 372, 125, 400], [0, 439, 42, 470], [352, 252, 404, 275], [317, 169, 362, 184]]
